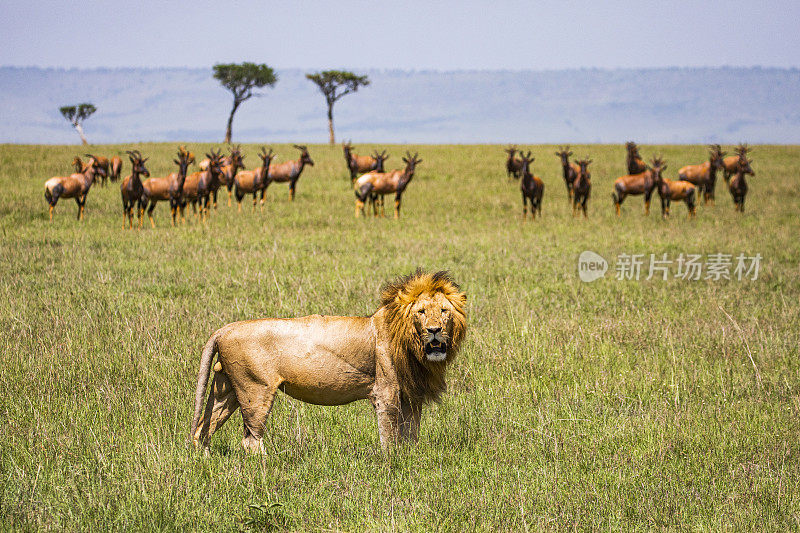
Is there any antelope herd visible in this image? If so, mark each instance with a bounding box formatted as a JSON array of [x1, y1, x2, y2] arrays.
[[43, 141, 754, 224], [506, 141, 754, 220]]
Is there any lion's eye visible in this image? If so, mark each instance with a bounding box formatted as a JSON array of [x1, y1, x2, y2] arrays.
[[441, 308, 448, 314], [418, 309, 425, 315]]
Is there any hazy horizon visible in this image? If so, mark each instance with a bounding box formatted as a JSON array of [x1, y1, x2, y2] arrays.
[[3, 66, 799, 145]]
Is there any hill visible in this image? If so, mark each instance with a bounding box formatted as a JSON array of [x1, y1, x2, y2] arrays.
[[1, 66, 799, 144]]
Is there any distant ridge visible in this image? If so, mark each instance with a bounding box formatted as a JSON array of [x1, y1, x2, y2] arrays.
[[1, 66, 799, 144]]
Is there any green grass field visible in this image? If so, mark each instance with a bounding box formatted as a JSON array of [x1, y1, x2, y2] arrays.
[[1, 142, 799, 531]]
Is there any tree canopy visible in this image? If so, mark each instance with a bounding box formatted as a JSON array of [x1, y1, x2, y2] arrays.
[[306, 70, 370, 106], [59, 103, 96, 126], [59, 103, 96, 145], [213, 63, 278, 104]]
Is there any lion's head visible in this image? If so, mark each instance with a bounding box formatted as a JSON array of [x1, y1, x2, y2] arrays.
[[380, 269, 467, 404]]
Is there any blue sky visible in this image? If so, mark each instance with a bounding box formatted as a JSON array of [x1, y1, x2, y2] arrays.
[[3, 0, 799, 70]]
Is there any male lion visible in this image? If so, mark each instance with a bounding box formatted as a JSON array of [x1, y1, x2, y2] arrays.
[[191, 269, 467, 453]]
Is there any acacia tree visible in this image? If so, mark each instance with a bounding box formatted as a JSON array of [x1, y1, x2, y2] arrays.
[[213, 62, 278, 144], [306, 70, 370, 145], [59, 103, 96, 145]]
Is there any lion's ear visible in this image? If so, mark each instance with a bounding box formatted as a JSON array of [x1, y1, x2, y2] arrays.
[[445, 291, 467, 310]]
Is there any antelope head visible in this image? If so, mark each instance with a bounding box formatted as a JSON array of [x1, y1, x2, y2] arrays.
[[84, 153, 107, 177], [205, 149, 224, 176], [83, 154, 104, 180], [294, 144, 314, 166], [555, 145, 573, 165], [709, 144, 726, 169], [738, 153, 755, 176], [402, 151, 423, 172], [126, 150, 150, 177], [518, 150, 534, 173], [649, 156, 667, 183], [258, 146, 275, 168], [228, 145, 245, 170], [576, 157, 592, 178], [372, 149, 389, 172], [174, 146, 195, 175]]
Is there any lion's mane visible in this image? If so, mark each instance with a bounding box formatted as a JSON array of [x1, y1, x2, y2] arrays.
[[379, 269, 467, 404]]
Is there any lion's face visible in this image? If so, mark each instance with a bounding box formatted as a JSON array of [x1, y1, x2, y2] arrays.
[[412, 292, 457, 362], [380, 270, 467, 403]]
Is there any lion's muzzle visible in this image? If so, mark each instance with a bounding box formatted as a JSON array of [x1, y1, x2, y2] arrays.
[[424, 327, 448, 362]]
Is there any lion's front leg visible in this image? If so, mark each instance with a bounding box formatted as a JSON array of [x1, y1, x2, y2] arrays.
[[400, 398, 422, 442], [371, 388, 401, 449]]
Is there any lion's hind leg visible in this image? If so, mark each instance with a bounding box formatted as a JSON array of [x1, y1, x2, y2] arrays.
[[194, 371, 240, 453], [239, 385, 280, 454]]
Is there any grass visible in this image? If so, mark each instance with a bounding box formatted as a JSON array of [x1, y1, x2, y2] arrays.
[[1, 142, 799, 531]]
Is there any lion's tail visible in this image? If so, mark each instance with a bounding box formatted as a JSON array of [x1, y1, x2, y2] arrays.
[[190, 331, 219, 444]]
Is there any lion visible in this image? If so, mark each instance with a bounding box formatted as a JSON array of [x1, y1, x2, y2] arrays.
[[190, 269, 467, 453]]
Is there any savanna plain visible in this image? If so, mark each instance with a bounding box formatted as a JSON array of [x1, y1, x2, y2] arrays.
[[1, 143, 799, 531]]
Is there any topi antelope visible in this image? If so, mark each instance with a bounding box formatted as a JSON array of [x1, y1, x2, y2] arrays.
[[120, 150, 150, 229], [728, 151, 754, 212], [678, 145, 726, 205], [72, 155, 107, 184], [613, 157, 660, 216], [85, 154, 110, 186], [625, 141, 647, 175], [723, 144, 751, 184], [265, 145, 314, 201], [44, 155, 103, 221], [142, 146, 195, 227], [109, 156, 123, 182], [654, 156, 696, 218], [354, 151, 421, 218], [182, 150, 225, 222], [572, 157, 592, 218], [343, 141, 388, 185], [234, 147, 275, 212], [555, 146, 580, 200], [518, 151, 544, 220], [504, 145, 523, 179], [216, 145, 246, 208]]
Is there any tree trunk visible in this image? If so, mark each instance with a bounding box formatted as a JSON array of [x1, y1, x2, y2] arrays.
[[225, 100, 240, 144], [74, 123, 88, 146], [327, 104, 335, 145]]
